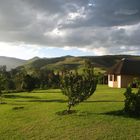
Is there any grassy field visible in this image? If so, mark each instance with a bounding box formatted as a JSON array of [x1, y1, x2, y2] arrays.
[[0, 85, 140, 140]]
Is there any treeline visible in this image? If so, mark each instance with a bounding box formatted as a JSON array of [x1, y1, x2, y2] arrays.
[[0, 62, 107, 93], [0, 65, 60, 92]]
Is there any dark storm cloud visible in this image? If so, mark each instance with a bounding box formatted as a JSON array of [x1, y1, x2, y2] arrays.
[[92, 0, 140, 26], [0, 0, 140, 54]]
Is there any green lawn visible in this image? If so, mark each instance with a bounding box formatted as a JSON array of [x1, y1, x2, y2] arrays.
[[0, 85, 140, 140]]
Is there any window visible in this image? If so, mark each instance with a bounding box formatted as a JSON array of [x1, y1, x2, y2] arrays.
[[109, 75, 117, 81], [114, 75, 117, 81], [110, 75, 113, 81]]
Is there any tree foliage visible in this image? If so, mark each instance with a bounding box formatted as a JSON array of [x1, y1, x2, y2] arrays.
[[0, 75, 3, 104], [61, 60, 97, 112], [22, 74, 36, 92], [0, 66, 7, 103], [124, 80, 140, 116], [0, 65, 61, 92]]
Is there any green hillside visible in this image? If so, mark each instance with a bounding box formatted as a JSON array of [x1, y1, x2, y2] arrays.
[[1, 55, 140, 73], [23, 55, 140, 74]]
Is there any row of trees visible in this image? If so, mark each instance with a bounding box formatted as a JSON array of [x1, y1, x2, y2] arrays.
[[0, 66, 60, 93], [0, 60, 105, 93]]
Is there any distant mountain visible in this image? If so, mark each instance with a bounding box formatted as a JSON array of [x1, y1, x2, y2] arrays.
[[24, 56, 82, 71], [23, 55, 140, 74], [27, 57, 40, 63], [0, 56, 26, 70], [1, 55, 140, 73]]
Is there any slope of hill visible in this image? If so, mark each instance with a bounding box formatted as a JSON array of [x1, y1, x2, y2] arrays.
[[1, 55, 140, 73], [0, 56, 26, 70], [27, 57, 40, 63], [23, 55, 140, 74]]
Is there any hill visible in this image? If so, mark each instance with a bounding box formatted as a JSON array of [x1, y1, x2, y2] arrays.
[[0, 56, 26, 70], [1, 55, 140, 73], [23, 55, 140, 74]]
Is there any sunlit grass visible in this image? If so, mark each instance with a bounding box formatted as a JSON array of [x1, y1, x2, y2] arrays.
[[0, 85, 140, 140]]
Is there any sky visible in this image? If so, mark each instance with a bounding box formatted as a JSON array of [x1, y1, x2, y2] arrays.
[[0, 0, 140, 60]]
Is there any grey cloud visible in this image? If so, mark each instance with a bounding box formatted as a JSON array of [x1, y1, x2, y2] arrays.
[[0, 0, 140, 55], [61, 0, 140, 28]]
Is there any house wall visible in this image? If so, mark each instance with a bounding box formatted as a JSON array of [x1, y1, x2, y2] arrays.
[[108, 81, 114, 87], [108, 75, 113, 87], [118, 75, 121, 88], [108, 74, 140, 88], [108, 75, 118, 88], [121, 75, 140, 88]]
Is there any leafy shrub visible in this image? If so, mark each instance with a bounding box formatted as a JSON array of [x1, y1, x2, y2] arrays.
[[124, 85, 140, 116], [60, 60, 97, 112]]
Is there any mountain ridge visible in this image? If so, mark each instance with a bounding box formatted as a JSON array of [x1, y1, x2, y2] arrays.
[[0, 56, 26, 70], [0, 55, 140, 72]]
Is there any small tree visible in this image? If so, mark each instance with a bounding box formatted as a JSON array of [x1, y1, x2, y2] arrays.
[[0, 75, 4, 104], [61, 60, 97, 112], [124, 82, 140, 116]]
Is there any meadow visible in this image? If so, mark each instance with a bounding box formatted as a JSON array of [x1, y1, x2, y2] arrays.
[[0, 85, 140, 140]]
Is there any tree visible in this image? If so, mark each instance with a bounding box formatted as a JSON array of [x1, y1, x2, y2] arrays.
[[0, 74, 4, 104], [60, 60, 97, 112], [4, 79, 15, 91], [0, 80, 2, 103], [2, 70, 15, 91], [0, 66, 6, 103], [22, 74, 36, 92], [14, 69, 27, 91], [124, 82, 140, 116]]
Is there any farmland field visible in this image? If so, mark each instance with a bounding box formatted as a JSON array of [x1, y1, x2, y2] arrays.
[[0, 85, 140, 140]]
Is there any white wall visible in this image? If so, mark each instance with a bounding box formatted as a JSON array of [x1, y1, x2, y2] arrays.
[[108, 74, 119, 88], [108, 74, 140, 88], [108, 81, 114, 87], [117, 75, 121, 88]]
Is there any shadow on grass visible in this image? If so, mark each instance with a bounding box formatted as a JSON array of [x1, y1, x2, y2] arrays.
[[85, 100, 124, 103], [12, 106, 24, 110], [29, 99, 66, 103], [15, 99, 123, 104], [16, 99, 67, 103], [56, 110, 77, 115], [9, 103, 27, 106], [56, 109, 140, 118], [56, 109, 101, 116], [32, 90, 62, 94], [4, 94, 40, 99], [102, 110, 140, 120], [0, 102, 7, 105]]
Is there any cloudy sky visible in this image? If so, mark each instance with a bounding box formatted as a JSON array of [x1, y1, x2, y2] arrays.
[[0, 0, 140, 59]]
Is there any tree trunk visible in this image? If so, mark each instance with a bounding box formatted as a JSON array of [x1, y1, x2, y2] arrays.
[[67, 104, 72, 113], [0, 91, 2, 104], [0, 96, 2, 104]]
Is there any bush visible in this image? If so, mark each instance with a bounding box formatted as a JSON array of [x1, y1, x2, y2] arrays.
[[124, 85, 140, 116], [60, 60, 97, 112]]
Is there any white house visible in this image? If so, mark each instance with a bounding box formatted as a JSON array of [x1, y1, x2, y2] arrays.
[[107, 58, 140, 88]]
